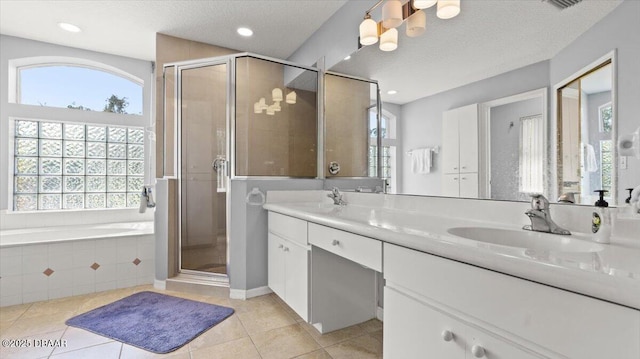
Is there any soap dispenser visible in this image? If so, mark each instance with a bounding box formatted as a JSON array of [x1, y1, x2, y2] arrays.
[[592, 190, 611, 243]]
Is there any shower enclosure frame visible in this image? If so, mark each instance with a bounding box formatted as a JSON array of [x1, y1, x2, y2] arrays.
[[163, 53, 381, 281]]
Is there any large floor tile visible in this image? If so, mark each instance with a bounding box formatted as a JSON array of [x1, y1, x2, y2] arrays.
[[0, 329, 64, 359], [228, 293, 279, 314], [325, 334, 383, 359], [236, 302, 296, 335], [251, 324, 321, 359], [0, 303, 32, 323], [1, 312, 71, 338], [190, 336, 261, 359], [21, 294, 93, 320], [358, 319, 383, 334], [301, 321, 366, 348], [49, 341, 122, 359], [188, 314, 247, 351], [294, 349, 334, 359], [50, 326, 113, 355], [120, 342, 190, 359]]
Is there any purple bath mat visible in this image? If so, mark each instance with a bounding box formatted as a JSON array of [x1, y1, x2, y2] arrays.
[[66, 291, 234, 353]]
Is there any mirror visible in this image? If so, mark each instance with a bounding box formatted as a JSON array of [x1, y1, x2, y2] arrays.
[[329, 2, 634, 205], [557, 61, 615, 205]]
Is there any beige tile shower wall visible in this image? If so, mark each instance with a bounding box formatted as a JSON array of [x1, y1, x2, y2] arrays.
[[155, 33, 237, 178], [325, 75, 370, 177], [235, 57, 317, 177]]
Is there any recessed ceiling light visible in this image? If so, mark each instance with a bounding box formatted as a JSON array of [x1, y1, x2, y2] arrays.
[[344, 55, 351, 60], [237, 27, 253, 37], [58, 22, 81, 33], [387, 90, 398, 95]]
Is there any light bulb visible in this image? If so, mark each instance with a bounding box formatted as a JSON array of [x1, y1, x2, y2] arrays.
[[406, 10, 426, 38], [359, 18, 379, 46], [272, 88, 283, 102], [286, 91, 297, 104], [379, 28, 398, 52], [382, 0, 403, 29], [413, 0, 437, 9], [437, 0, 460, 19]]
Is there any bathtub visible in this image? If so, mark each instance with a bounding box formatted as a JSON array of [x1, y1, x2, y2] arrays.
[[0, 221, 154, 247], [0, 221, 155, 307]]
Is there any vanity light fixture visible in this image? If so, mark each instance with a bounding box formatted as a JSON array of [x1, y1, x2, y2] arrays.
[[254, 89, 295, 115], [58, 22, 81, 33], [237, 27, 253, 37], [358, 0, 460, 52], [286, 91, 297, 104]]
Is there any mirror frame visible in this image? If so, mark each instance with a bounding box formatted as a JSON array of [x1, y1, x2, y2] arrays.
[[552, 50, 617, 205]]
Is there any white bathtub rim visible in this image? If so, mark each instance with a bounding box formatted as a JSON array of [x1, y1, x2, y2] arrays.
[[0, 221, 154, 248]]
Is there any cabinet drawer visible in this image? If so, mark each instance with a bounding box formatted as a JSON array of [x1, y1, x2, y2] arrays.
[[268, 212, 308, 246], [308, 223, 382, 272], [384, 243, 640, 359]]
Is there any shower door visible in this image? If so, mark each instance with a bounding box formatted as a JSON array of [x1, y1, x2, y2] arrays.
[[177, 61, 229, 277]]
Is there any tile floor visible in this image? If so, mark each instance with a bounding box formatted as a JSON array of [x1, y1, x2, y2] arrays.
[[0, 285, 383, 359]]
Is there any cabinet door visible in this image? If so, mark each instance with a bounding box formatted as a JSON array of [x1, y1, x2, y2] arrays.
[[459, 172, 478, 198], [465, 326, 540, 359], [442, 173, 461, 197], [267, 233, 285, 299], [284, 241, 309, 321], [442, 110, 460, 174], [458, 105, 478, 173], [384, 287, 465, 359]]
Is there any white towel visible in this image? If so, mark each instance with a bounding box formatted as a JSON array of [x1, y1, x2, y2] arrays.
[[584, 144, 598, 173], [411, 148, 432, 174]]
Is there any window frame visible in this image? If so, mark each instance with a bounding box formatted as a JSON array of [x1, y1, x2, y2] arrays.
[[6, 57, 148, 212]]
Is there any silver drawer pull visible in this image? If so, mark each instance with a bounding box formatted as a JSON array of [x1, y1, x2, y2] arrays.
[[332, 240, 340, 246]]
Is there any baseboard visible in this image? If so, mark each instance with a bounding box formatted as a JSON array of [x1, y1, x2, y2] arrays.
[[229, 286, 272, 300], [376, 306, 384, 322], [154, 279, 166, 290]]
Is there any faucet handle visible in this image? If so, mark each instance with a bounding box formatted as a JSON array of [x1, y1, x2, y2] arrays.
[[529, 194, 549, 210]]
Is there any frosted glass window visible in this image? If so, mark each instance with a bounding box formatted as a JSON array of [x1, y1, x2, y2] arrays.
[[12, 119, 145, 211], [519, 115, 544, 193]]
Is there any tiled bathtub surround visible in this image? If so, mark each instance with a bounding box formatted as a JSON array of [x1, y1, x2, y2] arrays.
[[0, 208, 154, 231], [0, 231, 154, 307]]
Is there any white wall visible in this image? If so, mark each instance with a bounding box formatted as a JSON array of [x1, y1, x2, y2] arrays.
[[0, 35, 154, 213]]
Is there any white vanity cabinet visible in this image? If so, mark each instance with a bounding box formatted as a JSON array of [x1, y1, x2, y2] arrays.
[[384, 287, 539, 359], [267, 212, 309, 321], [442, 104, 479, 198], [384, 243, 640, 359]]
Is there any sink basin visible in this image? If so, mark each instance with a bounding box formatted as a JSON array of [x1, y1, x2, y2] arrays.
[[447, 227, 603, 253]]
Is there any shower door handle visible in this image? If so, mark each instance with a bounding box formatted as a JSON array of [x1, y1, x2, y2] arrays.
[[212, 157, 227, 173]]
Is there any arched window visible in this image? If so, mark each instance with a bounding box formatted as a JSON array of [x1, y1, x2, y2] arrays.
[[17, 63, 142, 114], [10, 58, 146, 211]]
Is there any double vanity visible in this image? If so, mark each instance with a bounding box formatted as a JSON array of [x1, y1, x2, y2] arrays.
[[264, 190, 640, 359]]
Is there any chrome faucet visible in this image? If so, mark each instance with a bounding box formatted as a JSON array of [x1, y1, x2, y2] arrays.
[[523, 194, 571, 235], [139, 185, 156, 213], [327, 187, 346, 206]]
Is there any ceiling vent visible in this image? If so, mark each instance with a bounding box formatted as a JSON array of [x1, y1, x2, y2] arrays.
[[545, 0, 583, 9]]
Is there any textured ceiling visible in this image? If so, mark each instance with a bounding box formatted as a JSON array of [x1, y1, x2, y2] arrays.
[[0, 0, 623, 105], [331, 0, 623, 104], [0, 0, 347, 61]]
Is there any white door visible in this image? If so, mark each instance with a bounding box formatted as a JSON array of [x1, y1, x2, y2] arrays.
[[458, 105, 479, 173], [443, 174, 461, 197], [459, 173, 479, 198], [267, 233, 285, 299], [442, 110, 460, 174], [284, 241, 309, 321]]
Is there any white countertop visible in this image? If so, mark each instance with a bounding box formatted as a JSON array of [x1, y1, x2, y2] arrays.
[[263, 200, 640, 310]]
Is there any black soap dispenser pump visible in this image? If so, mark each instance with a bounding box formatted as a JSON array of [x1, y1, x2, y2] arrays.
[[592, 190, 611, 243], [626, 188, 634, 204]]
